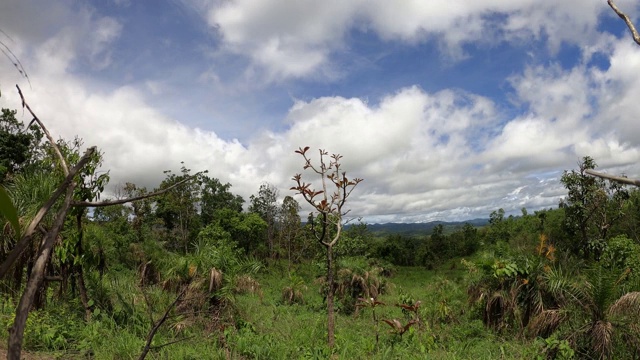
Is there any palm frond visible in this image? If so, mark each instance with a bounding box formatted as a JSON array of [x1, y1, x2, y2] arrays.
[[591, 320, 613, 360], [527, 309, 567, 338], [609, 291, 640, 319]]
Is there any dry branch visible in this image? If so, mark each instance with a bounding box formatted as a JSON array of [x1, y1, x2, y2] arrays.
[[7, 182, 76, 359], [16, 85, 69, 176], [608, 0, 640, 46], [138, 287, 187, 360], [71, 173, 204, 208], [585, 169, 640, 186]]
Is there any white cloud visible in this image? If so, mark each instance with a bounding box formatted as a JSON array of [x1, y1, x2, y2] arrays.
[[86, 16, 122, 70], [201, 0, 608, 81], [0, 1, 122, 75], [3, 0, 640, 224]]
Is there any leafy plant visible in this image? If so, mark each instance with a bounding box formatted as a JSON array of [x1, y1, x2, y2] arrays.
[[382, 318, 417, 339], [356, 296, 385, 350], [282, 273, 307, 305]]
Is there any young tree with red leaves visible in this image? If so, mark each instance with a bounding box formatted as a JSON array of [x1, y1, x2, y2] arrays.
[[291, 147, 362, 350]]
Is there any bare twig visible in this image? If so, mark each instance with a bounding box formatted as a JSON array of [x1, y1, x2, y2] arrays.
[[71, 172, 205, 208], [585, 169, 640, 186], [138, 287, 187, 360], [16, 85, 69, 176], [608, 0, 640, 46]]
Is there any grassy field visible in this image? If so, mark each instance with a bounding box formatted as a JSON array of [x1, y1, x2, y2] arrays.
[[228, 260, 540, 359], [0, 259, 545, 359]]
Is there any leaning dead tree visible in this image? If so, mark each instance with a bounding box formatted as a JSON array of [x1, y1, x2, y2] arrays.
[[4, 86, 203, 360]]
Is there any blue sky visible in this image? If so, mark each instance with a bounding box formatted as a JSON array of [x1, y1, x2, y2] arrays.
[[1, 0, 640, 223]]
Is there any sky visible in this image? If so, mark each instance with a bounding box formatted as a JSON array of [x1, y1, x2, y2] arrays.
[[1, 0, 640, 223]]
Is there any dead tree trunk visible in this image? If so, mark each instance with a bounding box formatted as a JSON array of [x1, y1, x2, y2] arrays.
[[7, 183, 76, 359]]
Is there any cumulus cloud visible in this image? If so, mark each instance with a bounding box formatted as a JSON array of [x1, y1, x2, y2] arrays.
[[201, 0, 609, 81]]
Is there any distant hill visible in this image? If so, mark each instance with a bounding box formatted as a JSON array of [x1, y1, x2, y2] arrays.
[[361, 219, 489, 237]]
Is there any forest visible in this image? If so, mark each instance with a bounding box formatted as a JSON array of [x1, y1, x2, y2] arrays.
[[2, 98, 640, 360]]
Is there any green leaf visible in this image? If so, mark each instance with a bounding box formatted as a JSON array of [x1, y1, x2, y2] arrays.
[[0, 185, 20, 239]]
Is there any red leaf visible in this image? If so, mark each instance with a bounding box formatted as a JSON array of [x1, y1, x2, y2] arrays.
[[295, 146, 310, 155]]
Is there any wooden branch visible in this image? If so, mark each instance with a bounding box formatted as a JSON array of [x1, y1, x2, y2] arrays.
[[16, 85, 69, 176], [138, 287, 187, 360], [608, 0, 640, 46], [72, 173, 203, 208], [0, 147, 96, 279], [585, 169, 640, 186], [7, 182, 76, 360]]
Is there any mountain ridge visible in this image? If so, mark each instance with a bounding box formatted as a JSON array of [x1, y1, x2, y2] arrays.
[[356, 218, 489, 236]]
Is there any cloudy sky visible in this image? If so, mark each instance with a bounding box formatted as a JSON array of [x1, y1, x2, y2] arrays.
[[1, 0, 640, 223]]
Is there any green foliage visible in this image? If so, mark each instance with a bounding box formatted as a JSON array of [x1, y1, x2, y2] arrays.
[[249, 182, 279, 256], [200, 176, 244, 226], [539, 334, 575, 360], [155, 163, 202, 253], [0, 185, 20, 238], [279, 195, 304, 264], [601, 235, 640, 276], [560, 156, 629, 260], [0, 108, 43, 183], [334, 222, 372, 258]]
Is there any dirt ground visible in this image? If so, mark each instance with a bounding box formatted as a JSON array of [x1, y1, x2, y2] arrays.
[[0, 347, 56, 360]]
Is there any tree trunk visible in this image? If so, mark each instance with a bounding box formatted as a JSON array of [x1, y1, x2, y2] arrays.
[[326, 244, 335, 349], [7, 185, 75, 360]]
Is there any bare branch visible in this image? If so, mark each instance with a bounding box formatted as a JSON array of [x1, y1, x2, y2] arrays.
[[71, 172, 204, 208], [16, 85, 69, 176], [138, 287, 187, 360], [608, 0, 640, 46], [585, 169, 640, 186], [0, 147, 97, 279]]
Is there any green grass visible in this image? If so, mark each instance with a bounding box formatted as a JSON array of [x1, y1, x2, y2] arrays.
[[0, 259, 543, 359], [227, 258, 539, 359]]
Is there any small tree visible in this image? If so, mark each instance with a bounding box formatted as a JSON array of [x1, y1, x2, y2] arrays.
[[249, 182, 279, 258], [560, 156, 628, 260], [290, 147, 362, 349], [279, 195, 301, 269]]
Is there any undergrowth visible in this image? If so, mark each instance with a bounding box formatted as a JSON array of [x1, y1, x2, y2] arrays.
[[0, 259, 542, 359]]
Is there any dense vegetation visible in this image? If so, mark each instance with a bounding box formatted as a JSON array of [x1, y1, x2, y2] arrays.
[[2, 104, 640, 359]]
